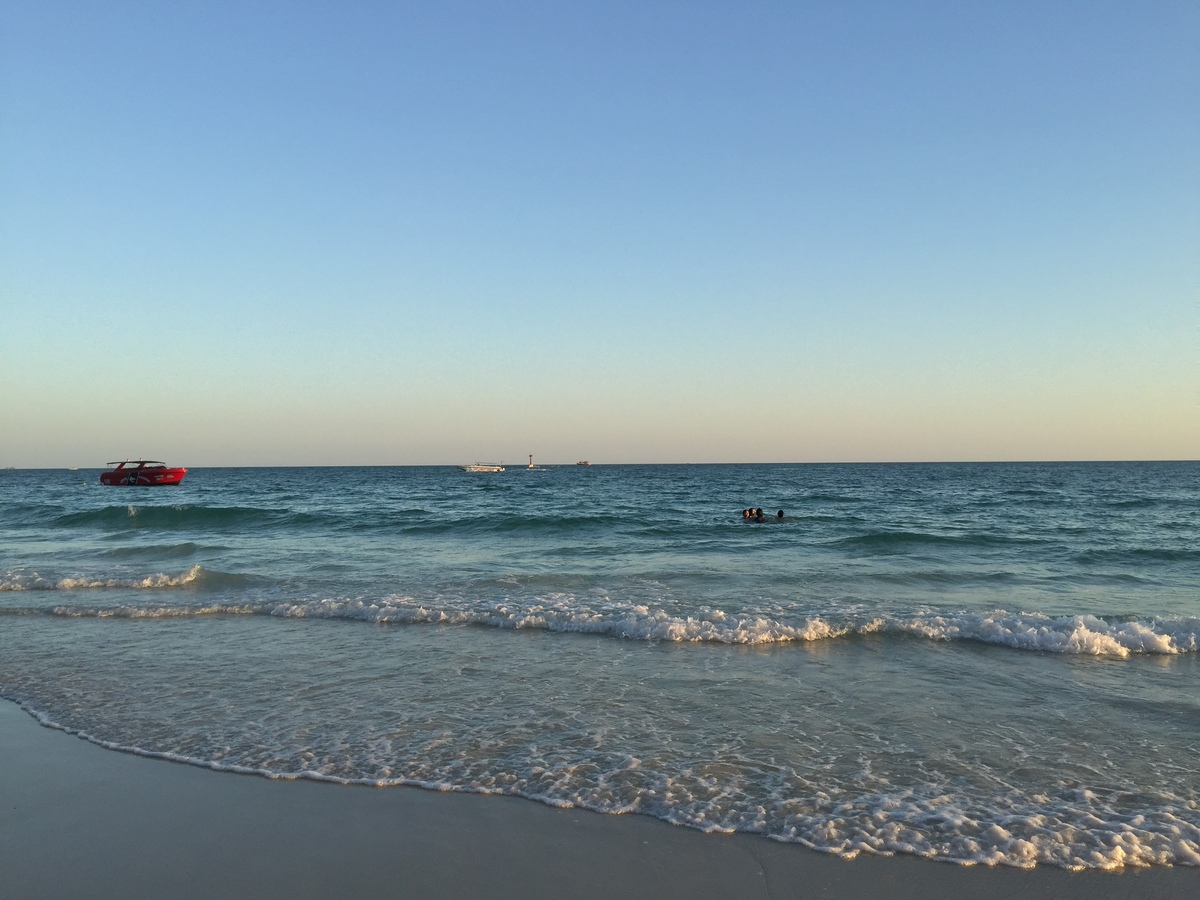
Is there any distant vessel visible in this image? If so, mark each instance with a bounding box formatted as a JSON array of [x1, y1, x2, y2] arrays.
[[460, 463, 505, 473], [576, 460, 591, 466], [99, 460, 187, 486]]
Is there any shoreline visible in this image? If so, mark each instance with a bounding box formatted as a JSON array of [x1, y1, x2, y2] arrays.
[[2, 701, 1197, 899]]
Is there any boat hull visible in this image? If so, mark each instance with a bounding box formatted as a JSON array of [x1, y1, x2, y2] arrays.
[[100, 467, 187, 486]]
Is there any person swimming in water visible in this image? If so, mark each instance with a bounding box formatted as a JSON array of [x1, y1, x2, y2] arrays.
[[754, 508, 765, 522], [777, 510, 784, 519]]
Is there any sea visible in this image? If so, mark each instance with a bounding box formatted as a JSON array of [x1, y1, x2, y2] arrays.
[[2, 462, 1198, 871]]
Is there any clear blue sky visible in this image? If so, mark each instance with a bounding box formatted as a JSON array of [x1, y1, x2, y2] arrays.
[[2, 1, 1196, 466]]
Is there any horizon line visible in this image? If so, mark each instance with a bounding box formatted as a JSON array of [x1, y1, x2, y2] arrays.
[[4, 458, 1198, 471]]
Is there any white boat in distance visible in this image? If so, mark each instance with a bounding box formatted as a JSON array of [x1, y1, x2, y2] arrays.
[[460, 463, 505, 473]]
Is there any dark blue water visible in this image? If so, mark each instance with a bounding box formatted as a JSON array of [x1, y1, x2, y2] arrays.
[[2, 462, 1198, 868]]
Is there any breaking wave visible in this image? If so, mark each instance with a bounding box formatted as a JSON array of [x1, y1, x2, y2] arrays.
[[7, 587, 1196, 657], [275, 598, 1199, 657], [0, 565, 251, 593]]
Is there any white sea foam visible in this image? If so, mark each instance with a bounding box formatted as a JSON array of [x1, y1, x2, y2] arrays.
[[6, 575, 1198, 656], [58, 565, 207, 591], [273, 595, 1200, 657], [1, 565, 206, 592], [8, 694, 1200, 871], [900, 611, 1197, 657], [757, 788, 1200, 869]]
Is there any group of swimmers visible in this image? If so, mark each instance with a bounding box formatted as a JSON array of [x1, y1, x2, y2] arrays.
[[741, 507, 784, 522]]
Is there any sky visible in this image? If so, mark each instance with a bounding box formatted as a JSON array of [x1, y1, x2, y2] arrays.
[[1, 1, 1196, 466]]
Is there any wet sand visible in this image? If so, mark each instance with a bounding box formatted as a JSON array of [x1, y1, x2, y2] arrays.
[[2, 701, 1196, 899]]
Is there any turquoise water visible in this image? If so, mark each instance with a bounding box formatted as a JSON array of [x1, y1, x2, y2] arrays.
[[2, 462, 1198, 869]]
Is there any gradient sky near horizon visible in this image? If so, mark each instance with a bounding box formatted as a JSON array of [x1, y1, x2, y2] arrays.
[[2, 1, 1196, 466]]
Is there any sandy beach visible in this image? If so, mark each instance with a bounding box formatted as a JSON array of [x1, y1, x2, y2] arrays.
[[1, 700, 1195, 899]]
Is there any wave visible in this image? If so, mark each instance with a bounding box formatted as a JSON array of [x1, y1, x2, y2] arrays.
[[867, 570, 1022, 586], [1107, 497, 1161, 509], [834, 530, 1032, 553], [1000, 487, 1065, 499], [52, 603, 259, 618], [401, 513, 627, 536], [0, 565, 252, 593], [865, 569, 1152, 588], [327, 605, 1196, 656], [53, 505, 320, 531], [9, 590, 1196, 657], [1074, 547, 1200, 564], [101, 542, 205, 559], [47, 504, 681, 538], [277, 600, 1197, 657], [801, 492, 868, 504]]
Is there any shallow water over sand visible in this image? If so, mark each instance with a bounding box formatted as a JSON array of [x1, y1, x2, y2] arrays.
[[3, 462, 1199, 869]]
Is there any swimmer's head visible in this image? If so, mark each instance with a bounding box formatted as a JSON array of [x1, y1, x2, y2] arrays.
[[777, 510, 784, 518]]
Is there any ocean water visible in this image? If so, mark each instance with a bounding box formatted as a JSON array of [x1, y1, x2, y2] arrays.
[[2, 462, 1199, 870]]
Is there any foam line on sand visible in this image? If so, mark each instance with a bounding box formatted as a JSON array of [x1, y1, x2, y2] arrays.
[[1, 701, 1196, 899]]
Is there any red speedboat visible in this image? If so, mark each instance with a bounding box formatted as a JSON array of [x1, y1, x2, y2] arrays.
[[100, 460, 188, 486]]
